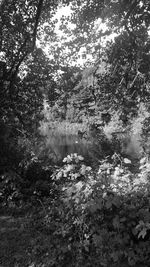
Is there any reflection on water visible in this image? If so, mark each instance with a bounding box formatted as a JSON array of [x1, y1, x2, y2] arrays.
[[39, 120, 144, 164], [45, 132, 101, 163], [39, 122, 101, 163]]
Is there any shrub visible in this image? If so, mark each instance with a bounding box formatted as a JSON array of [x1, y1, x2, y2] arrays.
[[0, 171, 23, 208], [0, 151, 53, 207], [43, 153, 150, 267]]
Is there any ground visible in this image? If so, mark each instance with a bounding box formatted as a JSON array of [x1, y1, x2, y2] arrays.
[[0, 214, 34, 267]]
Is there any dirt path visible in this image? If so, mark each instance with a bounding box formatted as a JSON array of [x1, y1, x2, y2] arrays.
[[0, 215, 34, 267]]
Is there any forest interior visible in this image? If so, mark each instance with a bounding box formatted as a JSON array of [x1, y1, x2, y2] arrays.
[[1, 0, 150, 266]]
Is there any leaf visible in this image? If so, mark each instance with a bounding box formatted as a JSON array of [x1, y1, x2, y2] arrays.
[[78, 155, 84, 161], [139, 164, 147, 170], [124, 158, 131, 164], [113, 216, 120, 229], [92, 234, 103, 246], [88, 203, 99, 213], [72, 173, 80, 179], [56, 171, 63, 179], [140, 157, 147, 164], [105, 199, 112, 209], [75, 181, 83, 190], [138, 228, 147, 239], [80, 165, 86, 175], [146, 163, 150, 172], [111, 251, 119, 262], [83, 239, 90, 252], [120, 217, 127, 222], [112, 196, 120, 208]]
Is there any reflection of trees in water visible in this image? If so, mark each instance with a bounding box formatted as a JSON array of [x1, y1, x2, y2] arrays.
[[41, 119, 144, 165], [45, 132, 143, 163], [45, 132, 102, 163]]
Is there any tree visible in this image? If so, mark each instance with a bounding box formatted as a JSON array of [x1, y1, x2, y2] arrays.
[[46, 65, 82, 120], [0, 0, 59, 175], [51, 0, 150, 123], [0, 0, 61, 129]]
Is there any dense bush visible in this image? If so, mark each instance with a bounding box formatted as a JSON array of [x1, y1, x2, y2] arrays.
[[0, 150, 54, 207], [1, 150, 150, 267], [36, 153, 150, 267]]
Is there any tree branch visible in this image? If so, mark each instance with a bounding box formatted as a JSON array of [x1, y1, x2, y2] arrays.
[[8, 37, 29, 77], [129, 71, 140, 88], [31, 0, 44, 51], [8, 0, 44, 83], [119, 77, 124, 86]]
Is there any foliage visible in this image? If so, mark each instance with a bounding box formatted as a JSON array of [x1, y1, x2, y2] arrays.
[[1, 1, 150, 266], [0, 0, 59, 186], [41, 0, 150, 129], [0, 142, 54, 207], [24, 153, 149, 267]]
